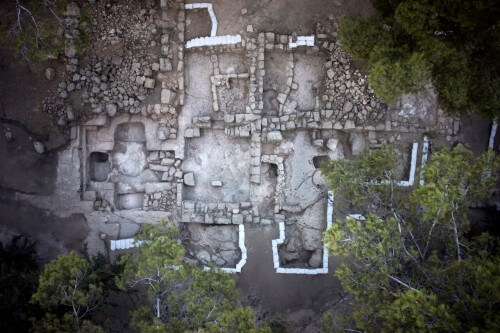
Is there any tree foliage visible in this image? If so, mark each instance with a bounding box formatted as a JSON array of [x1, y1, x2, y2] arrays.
[[31, 251, 106, 332], [338, 0, 500, 118], [0, 0, 91, 66], [118, 221, 268, 333], [321, 145, 500, 332]]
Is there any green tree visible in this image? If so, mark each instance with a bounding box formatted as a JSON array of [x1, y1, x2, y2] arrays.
[[369, 51, 429, 102], [337, 15, 392, 59], [31, 251, 105, 332], [0, 0, 92, 66], [117, 221, 268, 333], [321, 145, 500, 332], [338, 0, 500, 118]]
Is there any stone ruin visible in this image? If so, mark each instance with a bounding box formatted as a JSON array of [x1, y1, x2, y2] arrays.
[[26, 1, 460, 275]]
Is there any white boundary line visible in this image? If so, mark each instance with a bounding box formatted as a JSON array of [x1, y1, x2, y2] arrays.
[[489, 121, 497, 149], [184, 3, 242, 48], [110, 238, 143, 250], [289, 35, 315, 49], [186, 35, 242, 48]]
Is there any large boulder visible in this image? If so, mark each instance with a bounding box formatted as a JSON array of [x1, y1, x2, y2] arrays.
[[308, 249, 323, 268]]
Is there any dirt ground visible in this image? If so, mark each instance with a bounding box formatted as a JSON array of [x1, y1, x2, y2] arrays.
[[0, 49, 85, 259]]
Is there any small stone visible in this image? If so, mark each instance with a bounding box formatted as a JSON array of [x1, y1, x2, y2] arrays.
[[211, 180, 222, 187], [313, 139, 324, 147], [277, 93, 287, 104], [241, 8, 247, 15], [57, 116, 67, 126], [65, 45, 77, 58], [161, 158, 175, 166], [136, 76, 145, 86], [344, 120, 355, 129], [4, 128, 13, 142], [246, 25, 253, 33], [185, 128, 196, 138], [65, 2, 80, 17], [196, 250, 210, 263], [343, 101, 353, 113], [261, 219, 272, 225], [33, 141, 45, 154], [326, 138, 338, 151], [159, 58, 172, 71], [183, 172, 195, 186], [267, 131, 283, 141], [161, 88, 174, 104], [67, 82, 75, 92], [349, 132, 366, 156], [157, 127, 168, 140], [327, 68, 334, 79], [106, 103, 117, 117], [232, 214, 244, 224], [111, 55, 123, 66], [66, 106, 75, 121], [149, 151, 159, 161], [45, 67, 55, 80], [144, 78, 155, 89]]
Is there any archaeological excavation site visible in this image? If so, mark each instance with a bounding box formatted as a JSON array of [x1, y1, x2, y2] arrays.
[[1, 0, 499, 332]]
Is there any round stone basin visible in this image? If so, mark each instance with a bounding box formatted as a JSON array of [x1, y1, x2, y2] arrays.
[[112, 122, 148, 177], [113, 141, 147, 177]]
